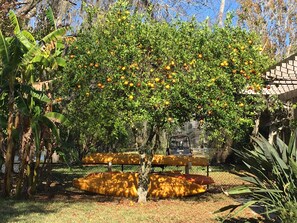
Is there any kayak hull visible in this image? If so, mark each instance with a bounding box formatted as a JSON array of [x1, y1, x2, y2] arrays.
[[82, 153, 209, 166], [73, 172, 210, 198]]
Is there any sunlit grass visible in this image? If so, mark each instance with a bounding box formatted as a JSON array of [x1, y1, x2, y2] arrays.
[[0, 192, 259, 223], [0, 165, 259, 223]]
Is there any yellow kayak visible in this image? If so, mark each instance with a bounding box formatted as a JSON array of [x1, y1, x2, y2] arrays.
[[82, 153, 209, 166], [73, 172, 210, 198]]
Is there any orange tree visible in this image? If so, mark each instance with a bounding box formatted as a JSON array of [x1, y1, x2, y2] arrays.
[[57, 2, 270, 202]]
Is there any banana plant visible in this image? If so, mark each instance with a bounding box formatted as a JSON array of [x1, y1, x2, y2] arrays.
[[15, 85, 67, 196], [0, 9, 67, 197], [216, 130, 297, 222]]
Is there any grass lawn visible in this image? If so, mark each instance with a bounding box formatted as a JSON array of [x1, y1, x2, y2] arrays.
[[0, 165, 267, 223]]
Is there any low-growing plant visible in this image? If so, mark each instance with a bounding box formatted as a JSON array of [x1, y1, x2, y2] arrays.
[[217, 130, 297, 222]]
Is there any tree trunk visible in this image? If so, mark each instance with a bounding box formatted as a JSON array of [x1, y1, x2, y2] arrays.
[[217, 0, 225, 27], [16, 126, 32, 198], [3, 77, 15, 197], [31, 149, 41, 195], [268, 125, 277, 144], [212, 134, 233, 164], [252, 116, 260, 136], [136, 124, 159, 203], [138, 152, 153, 203]]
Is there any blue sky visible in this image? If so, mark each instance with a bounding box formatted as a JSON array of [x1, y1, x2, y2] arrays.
[[185, 0, 240, 23], [29, 0, 240, 30], [71, 0, 241, 26]]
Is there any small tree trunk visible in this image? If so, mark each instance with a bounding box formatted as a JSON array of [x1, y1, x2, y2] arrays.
[[138, 152, 153, 203], [136, 124, 160, 202], [15, 144, 30, 198], [31, 149, 41, 195], [16, 127, 32, 198], [268, 125, 277, 144], [212, 134, 233, 164], [3, 77, 15, 197], [252, 117, 260, 136]]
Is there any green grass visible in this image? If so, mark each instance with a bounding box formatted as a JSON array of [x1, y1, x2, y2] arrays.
[[0, 165, 262, 223], [0, 193, 262, 223]]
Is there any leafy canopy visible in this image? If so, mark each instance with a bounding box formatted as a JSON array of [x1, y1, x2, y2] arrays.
[[57, 2, 270, 150]]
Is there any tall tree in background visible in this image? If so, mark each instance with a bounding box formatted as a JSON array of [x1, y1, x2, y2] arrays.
[[237, 0, 297, 60], [0, 1, 16, 35], [217, 0, 225, 27]]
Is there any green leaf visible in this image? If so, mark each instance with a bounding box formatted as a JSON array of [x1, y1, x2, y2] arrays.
[[253, 188, 283, 193], [22, 44, 41, 65], [9, 11, 20, 34], [40, 116, 60, 141], [289, 158, 297, 179], [276, 137, 288, 163], [31, 55, 43, 63], [46, 7, 56, 29], [21, 30, 36, 43], [42, 28, 67, 44], [288, 129, 297, 157], [16, 30, 35, 50], [0, 30, 9, 65], [240, 176, 260, 185], [44, 112, 68, 124], [30, 89, 50, 103], [230, 200, 258, 218], [55, 57, 66, 67], [226, 186, 252, 195], [15, 95, 30, 115]]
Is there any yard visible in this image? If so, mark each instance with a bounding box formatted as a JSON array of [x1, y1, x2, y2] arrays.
[[0, 165, 267, 223]]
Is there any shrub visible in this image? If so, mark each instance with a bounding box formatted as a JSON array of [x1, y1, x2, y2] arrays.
[[218, 131, 297, 222]]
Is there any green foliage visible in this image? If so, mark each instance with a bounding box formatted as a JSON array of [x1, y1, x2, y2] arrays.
[[57, 2, 270, 154], [218, 132, 297, 222], [0, 9, 67, 197]]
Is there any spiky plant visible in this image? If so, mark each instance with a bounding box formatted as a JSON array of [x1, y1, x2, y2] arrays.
[[217, 130, 297, 222]]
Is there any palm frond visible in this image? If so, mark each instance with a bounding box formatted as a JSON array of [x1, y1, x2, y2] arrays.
[[30, 88, 51, 103], [46, 7, 56, 29], [22, 44, 41, 65], [40, 116, 60, 142], [16, 31, 35, 50], [44, 112, 68, 124], [276, 137, 288, 163], [8, 11, 20, 34], [288, 129, 297, 159], [0, 30, 10, 65], [42, 28, 67, 44], [21, 30, 36, 43]]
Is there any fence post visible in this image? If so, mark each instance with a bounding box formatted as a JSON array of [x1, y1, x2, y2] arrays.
[[108, 161, 112, 172], [185, 162, 192, 174]]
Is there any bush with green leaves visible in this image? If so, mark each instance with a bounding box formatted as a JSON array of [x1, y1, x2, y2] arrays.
[[219, 132, 297, 222]]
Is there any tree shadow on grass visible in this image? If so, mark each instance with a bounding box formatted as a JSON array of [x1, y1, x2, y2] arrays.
[[217, 217, 276, 223], [35, 164, 131, 203], [0, 198, 62, 223]]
